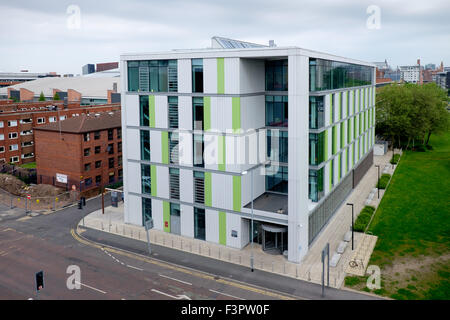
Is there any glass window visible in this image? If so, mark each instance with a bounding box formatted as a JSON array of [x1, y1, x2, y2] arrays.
[[265, 60, 288, 91], [84, 148, 90, 156], [267, 130, 288, 163], [309, 96, 324, 129], [142, 198, 152, 225], [95, 146, 101, 154], [309, 132, 325, 165], [140, 130, 150, 160], [169, 168, 180, 200], [108, 157, 114, 168], [169, 132, 179, 164], [193, 97, 204, 130], [95, 160, 102, 168], [265, 165, 288, 194], [168, 96, 178, 129], [128, 60, 176, 93], [194, 207, 206, 240], [141, 164, 151, 194], [127, 61, 139, 92], [265, 95, 288, 127], [140, 95, 149, 126], [309, 168, 324, 202], [193, 171, 205, 204], [193, 134, 204, 167], [192, 59, 203, 93]]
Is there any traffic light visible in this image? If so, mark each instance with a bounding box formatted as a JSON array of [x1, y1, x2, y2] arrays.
[[35, 271, 44, 291], [78, 199, 82, 209]]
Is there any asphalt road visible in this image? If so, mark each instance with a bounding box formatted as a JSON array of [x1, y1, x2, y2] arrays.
[[0, 194, 380, 300]]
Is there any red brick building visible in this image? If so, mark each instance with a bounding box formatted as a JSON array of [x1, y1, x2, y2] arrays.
[[34, 112, 122, 192], [0, 101, 120, 166], [96, 62, 119, 72]]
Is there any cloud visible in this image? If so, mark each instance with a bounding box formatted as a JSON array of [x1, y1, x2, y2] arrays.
[[0, 0, 448, 73]]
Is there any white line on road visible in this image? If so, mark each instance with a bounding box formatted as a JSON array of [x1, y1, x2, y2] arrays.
[[126, 265, 143, 271], [209, 289, 245, 300], [75, 281, 107, 294], [151, 289, 191, 300], [159, 274, 192, 286]]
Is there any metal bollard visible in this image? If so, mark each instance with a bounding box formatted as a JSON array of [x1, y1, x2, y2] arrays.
[[172, 239, 174, 248], [229, 252, 231, 262], [101, 222, 104, 230], [239, 256, 242, 264], [272, 262, 274, 272], [181, 240, 183, 250], [219, 249, 221, 259], [296, 268, 298, 278], [283, 264, 286, 274], [209, 247, 211, 256]]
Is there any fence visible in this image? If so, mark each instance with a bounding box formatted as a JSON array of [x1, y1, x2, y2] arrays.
[[0, 164, 37, 184], [38, 174, 123, 193], [0, 187, 76, 213]]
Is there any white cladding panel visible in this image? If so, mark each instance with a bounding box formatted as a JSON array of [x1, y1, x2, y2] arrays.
[[181, 205, 194, 238], [241, 95, 265, 132], [152, 199, 164, 231], [205, 209, 219, 243], [203, 58, 218, 94], [125, 94, 139, 127], [156, 166, 169, 199], [211, 173, 232, 211], [179, 132, 193, 166], [325, 94, 331, 127], [127, 161, 141, 194], [150, 131, 162, 163], [239, 59, 265, 94], [177, 59, 192, 94], [126, 128, 140, 161], [240, 218, 250, 248], [224, 58, 240, 94], [180, 169, 193, 202], [155, 95, 168, 128], [124, 194, 142, 225], [179, 96, 192, 130], [210, 97, 232, 132], [226, 213, 242, 249]]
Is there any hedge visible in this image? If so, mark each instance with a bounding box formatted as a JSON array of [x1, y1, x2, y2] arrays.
[[390, 154, 400, 164], [377, 173, 391, 189], [354, 206, 376, 232]]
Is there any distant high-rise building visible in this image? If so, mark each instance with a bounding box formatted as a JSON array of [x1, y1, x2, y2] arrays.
[[82, 64, 95, 75], [425, 63, 436, 70]]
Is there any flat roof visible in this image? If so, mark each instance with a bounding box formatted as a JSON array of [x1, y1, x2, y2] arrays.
[[244, 192, 288, 215]]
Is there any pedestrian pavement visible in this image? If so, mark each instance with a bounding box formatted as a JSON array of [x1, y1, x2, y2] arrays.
[[79, 150, 401, 289]]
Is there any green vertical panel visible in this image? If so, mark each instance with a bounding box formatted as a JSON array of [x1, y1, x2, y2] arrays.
[[338, 153, 341, 181], [218, 135, 226, 171], [149, 95, 155, 128], [163, 201, 170, 233], [332, 126, 337, 155], [219, 211, 226, 245], [204, 172, 212, 207], [151, 165, 157, 197], [347, 119, 351, 144], [346, 148, 349, 173], [352, 143, 355, 166], [161, 131, 169, 164], [232, 97, 241, 133], [217, 58, 225, 94], [340, 122, 344, 149], [233, 176, 241, 212], [324, 129, 328, 161], [204, 96, 211, 131]]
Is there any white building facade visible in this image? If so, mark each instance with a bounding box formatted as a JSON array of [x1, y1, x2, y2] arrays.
[[120, 41, 376, 264]]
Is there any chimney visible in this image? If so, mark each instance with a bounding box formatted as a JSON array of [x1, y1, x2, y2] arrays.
[[269, 40, 276, 47]]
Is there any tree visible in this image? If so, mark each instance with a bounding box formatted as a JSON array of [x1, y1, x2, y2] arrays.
[[376, 83, 449, 148], [53, 92, 60, 101], [39, 92, 45, 101]]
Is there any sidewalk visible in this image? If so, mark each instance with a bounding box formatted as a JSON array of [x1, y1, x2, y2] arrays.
[[79, 150, 400, 289]]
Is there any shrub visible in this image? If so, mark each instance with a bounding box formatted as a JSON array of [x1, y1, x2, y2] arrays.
[[354, 206, 376, 232], [377, 174, 391, 189], [390, 154, 400, 164], [426, 145, 433, 150], [414, 144, 426, 152]]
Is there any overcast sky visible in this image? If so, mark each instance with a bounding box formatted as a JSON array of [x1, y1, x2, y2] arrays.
[[0, 0, 449, 74]]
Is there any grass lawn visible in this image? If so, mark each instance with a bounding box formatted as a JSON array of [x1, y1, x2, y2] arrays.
[[345, 131, 450, 299], [19, 162, 36, 169]]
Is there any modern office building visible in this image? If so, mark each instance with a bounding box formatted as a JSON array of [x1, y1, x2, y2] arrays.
[[120, 38, 376, 264], [82, 64, 96, 75]]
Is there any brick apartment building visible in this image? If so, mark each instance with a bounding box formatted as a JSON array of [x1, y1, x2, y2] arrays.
[[34, 111, 122, 192], [0, 101, 120, 165]]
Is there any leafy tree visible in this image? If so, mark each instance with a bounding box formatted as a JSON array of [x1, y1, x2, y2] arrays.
[[53, 92, 60, 101], [38, 92, 45, 101]]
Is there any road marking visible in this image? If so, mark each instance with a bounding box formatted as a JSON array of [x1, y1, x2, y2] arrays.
[[17, 216, 32, 222], [159, 274, 192, 286], [71, 228, 299, 300], [209, 289, 245, 300], [127, 265, 143, 271], [75, 281, 107, 294], [151, 289, 191, 300]]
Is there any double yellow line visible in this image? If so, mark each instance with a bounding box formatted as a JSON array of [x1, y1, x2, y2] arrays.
[[71, 228, 302, 300]]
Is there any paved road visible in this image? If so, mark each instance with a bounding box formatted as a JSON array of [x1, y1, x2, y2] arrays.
[[0, 194, 380, 300]]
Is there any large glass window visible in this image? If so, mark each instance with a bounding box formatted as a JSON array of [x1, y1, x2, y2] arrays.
[[141, 164, 151, 194], [309, 168, 324, 202], [309, 132, 325, 165], [193, 97, 204, 130], [194, 207, 206, 240], [192, 59, 203, 93], [142, 198, 152, 225], [140, 130, 150, 160], [128, 60, 177, 92], [267, 130, 288, 163], [309, 58, 374, 92], [265, 60, 288, 91], [193, 171, 205, 204], [169, 132, 179, 164], [193, 134, 204, 167], [140, 95, 149, 126], [265, 95, 288, 127], [266, 165, 288, 194], [168, 96, 179, 129], [309, 96, 324, 129], [169, 168, 180, 200]]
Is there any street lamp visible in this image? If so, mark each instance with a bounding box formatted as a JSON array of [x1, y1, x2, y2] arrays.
[[346, 203, 354, 250], [375, 165, 380, 199]]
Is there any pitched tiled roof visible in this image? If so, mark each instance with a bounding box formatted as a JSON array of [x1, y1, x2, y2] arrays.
[[34, 111, 121, 133]]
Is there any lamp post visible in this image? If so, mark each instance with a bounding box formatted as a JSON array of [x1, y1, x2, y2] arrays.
[[375, 165, 380, 199], [346, 203, 354, 250]]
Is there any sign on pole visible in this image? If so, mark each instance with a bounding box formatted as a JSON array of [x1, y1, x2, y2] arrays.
[[144, 218, 153, 255], [35, 271, 44, 291]]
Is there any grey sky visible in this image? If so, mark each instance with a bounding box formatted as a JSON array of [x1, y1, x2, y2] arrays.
[[0, 0, 449, 74]]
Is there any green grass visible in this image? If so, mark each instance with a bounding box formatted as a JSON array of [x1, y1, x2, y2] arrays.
[[19, 162, 36, 169], [365, 131, 450, 299]]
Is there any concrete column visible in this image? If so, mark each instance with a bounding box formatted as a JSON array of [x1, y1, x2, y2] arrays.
[[287, 52, 309, 263]]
